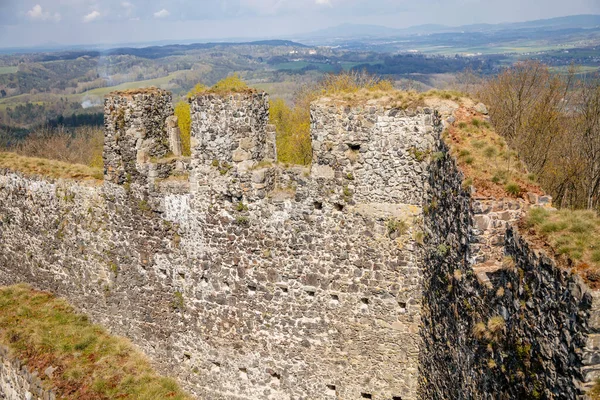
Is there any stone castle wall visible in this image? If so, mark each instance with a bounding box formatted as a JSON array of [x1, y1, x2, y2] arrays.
[[0, 345, 55, 400], [2, 89, 600, 399], [104, 89, 174, 185], [0, 91, 436, 400], [419, 139, 600, 399]]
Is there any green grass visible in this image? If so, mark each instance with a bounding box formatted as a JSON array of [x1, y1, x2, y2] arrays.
[[82, 71, 187, 97], [0, 284, 190, 400], [0, 66, 17, 75], [525, 208, 600, 281], [0, 70, 189, 112]]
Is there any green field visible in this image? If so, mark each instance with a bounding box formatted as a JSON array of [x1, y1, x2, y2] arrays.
[[81, 70, 188, 97], [0, 66, 17, 75], [272, 62, 338, 72], [550, 65, 600, 75], [0, 70, 190, 112]]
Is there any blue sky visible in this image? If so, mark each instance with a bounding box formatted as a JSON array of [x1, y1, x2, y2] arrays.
[[0, 0, 599, 48]]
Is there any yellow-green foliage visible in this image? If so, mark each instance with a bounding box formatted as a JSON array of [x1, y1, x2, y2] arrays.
[[269, 98, 312, 165], [174, 101, 191, 156], [0, 284, 190, 400], [186, 83, 208, 98], [526, 208, 600, 276], [210, 73, 249, 93], [269, 72, 397, 165], [185, 74, 250, 98]]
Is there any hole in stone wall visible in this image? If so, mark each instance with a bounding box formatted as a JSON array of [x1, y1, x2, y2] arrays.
[[280, 286, 289, 294], [248, 285, 257, 295], [268, 370, 281, 384], [184, 353, 191, 360], [348, 143, 361, 151], [201, 277, 209, 288], [398, 301, 407, 313], [314, 201, 323, 210], [306, 290, 316, 297], [223, 194, 233, 203], [239, 368, 249, 380], [330, 294, 340, 304], [178, 272, 186, 280], [334, 203, 344, 212], [361, 394, 372, 399], [326, 385, 336, 396], [361, 298, 369, 305], [211, 361, 221, 373], [393, 397, 402, 400]]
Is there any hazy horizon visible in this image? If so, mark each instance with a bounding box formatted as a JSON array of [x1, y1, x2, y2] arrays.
[[0, 0, 599, 49]]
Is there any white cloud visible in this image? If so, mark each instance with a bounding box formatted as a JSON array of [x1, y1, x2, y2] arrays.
[[315, 0, 332, 5], [154, 9, 170, 18], [26, 4, 61, 22], [83, 10, 101, 23], [122, 1, 134, 8]]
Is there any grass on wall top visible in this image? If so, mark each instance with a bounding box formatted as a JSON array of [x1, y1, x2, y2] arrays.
[[0, 284, 191, 400], [524, 208, 600, 288], [190, 74, 255, 97], [0, 152, 103, 182], [444, 105, 543, 199]]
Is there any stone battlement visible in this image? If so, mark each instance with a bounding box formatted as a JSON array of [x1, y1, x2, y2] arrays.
[[0, 88, 599, 399]]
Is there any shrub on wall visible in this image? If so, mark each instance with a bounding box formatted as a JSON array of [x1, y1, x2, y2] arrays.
[[174, 101, 191, 156], [269, 98, 312, 165]]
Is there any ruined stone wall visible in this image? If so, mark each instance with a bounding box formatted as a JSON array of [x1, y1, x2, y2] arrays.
[[310, 101, 434, 205], [4, 88, 600, 400], [420, 139, 600, 399], [0, 345, 55, 400], [104, 89, 174, 185], [189, 93, 274, 167], [0, 93, 436, 400]]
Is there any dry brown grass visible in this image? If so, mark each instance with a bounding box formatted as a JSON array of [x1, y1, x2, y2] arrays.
[[0, 126, 104, 181], [445, 106, 543, 199], [110, 87, 167, 97], [590, 381, 600, 399], [0, 284, 190, 400], [0, 152, 103, 182], [312, 75, 467, 108], [12, 126, 103, 168]]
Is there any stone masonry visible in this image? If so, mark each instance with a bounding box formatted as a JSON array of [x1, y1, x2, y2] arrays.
[[1, 89, 600, 400], [0, 345, 55, 400], [0, 91, 434, 400]]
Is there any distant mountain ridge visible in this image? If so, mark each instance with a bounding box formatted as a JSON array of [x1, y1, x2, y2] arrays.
[[298, 14, 600, 40], [0, 39, 307, 57]]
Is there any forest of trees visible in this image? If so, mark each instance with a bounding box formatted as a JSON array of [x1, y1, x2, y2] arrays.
[[479, 61, 600, 211]]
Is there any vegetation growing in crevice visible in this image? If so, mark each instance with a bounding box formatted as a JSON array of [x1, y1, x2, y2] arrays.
[[0, 284, 190, 400]]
